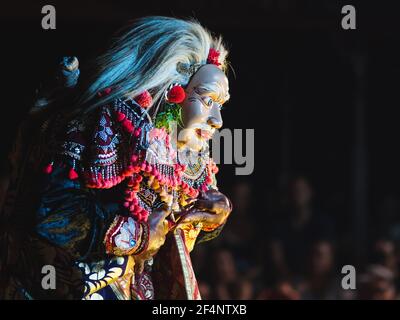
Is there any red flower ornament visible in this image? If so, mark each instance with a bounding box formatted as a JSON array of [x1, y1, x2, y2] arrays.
[[207, 48, 221, 67]]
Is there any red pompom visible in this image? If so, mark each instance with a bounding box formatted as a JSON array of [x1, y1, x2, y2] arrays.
[[134, 90, 153, 108], [43, 163, 53, 174], [68, 168, 79, 180], [167, 85, 186, 104]]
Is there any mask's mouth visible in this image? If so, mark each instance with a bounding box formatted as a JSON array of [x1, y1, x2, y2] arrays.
[[195, 128, 213, 140]]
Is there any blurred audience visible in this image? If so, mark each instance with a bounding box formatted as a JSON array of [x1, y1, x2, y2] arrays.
[[256, 279, 300, 300], [267, 176, 336, 278], [358, 265, 397, 299], [192, 175, 400, 300], [297, 240, 347, 299]]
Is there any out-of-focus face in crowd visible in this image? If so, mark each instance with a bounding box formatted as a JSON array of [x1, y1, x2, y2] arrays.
[[213, 249, 237, 284], [309, 241, 335, 276], [289, 177, 313, 208]]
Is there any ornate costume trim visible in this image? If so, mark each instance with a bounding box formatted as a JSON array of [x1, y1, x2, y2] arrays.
[[78, 255, 134, 298], [174, 229, 201, 300], [134, 222, 150, 256], [104, 217, 143, 256], [131, 267, 155, 300]]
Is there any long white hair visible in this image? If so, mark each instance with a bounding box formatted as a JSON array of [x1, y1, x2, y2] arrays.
[[78, 16, 228, 117]]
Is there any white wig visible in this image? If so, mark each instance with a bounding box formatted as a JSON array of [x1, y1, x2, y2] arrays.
[[79, 16, 228, 116]]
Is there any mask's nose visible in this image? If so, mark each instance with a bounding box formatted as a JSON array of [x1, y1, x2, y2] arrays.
[[207, 105, 223, 129]]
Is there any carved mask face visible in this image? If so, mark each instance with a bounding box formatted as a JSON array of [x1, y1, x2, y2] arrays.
[[177, 64, 230, 152]]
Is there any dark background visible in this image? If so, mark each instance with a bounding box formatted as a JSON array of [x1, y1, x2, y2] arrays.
[[1, 0, 400, 299]]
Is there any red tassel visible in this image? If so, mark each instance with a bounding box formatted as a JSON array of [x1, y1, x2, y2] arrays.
[[116, 111, 126, 122], [68, 168, 79, 180], [43, 163, 53, 174], [141, 210, 149, 222], [131, 154, 139, 163], [122, 119, 134, 133]]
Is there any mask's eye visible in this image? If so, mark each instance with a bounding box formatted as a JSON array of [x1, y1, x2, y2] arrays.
[[201, 96, 214, 108]]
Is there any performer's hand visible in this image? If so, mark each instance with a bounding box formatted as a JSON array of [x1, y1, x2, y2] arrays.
[[177, 189, 232, 230], [134, 208, 170, 274]]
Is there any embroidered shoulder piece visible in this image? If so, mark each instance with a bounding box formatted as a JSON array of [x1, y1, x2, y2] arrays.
[[57, 98, 153, 189]]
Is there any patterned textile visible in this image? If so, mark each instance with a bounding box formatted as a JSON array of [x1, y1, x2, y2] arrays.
[[153, 229, 201, 299]]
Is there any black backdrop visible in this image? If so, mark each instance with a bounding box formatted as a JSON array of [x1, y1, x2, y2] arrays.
[[1, 0, 400, 261]]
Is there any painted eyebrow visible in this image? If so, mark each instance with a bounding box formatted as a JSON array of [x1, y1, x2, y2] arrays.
[[194, 83, 230, 104]]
